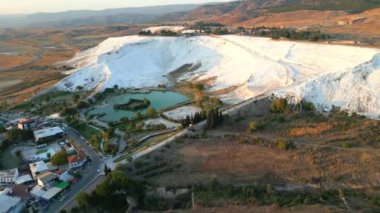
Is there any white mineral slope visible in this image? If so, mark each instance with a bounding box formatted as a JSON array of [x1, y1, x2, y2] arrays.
[[56, 35, 380, 116], [143, 26, 185, 33], [275, 54, 380, 118]]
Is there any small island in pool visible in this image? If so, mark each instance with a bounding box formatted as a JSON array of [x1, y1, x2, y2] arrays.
[[114, 98, 150, 111]]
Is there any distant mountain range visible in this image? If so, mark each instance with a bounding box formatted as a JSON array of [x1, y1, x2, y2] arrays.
[[0, 4, 199, 28], [1, 0, 380, 28]]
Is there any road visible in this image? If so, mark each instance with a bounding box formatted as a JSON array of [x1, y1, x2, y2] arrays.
[[45, 127, 104, 213]]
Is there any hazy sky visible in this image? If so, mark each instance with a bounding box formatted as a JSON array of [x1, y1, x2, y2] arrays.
[[0, 0, 234, 15]]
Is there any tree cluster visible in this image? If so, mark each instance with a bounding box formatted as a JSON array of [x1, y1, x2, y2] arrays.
[[160, 30, 178, 36], [206, 108, 224, 129], [211, 28, 229, 35], [75, 171, 145, 212], [253, 27, 332, 41], [193, 21, 225, 29], [139, 30, 152, 35], [61, 107, 78, 119], [4, 128, 33, 143], [181, 111, 207, 128]]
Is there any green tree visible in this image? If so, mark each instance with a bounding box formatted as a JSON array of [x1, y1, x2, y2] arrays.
[[270, 98, 288, 113], [61, 107, 78, 119], [120, 117, 130, 124], [0, 100, 8, 110], [77, 101, 88, 109], [275, 139, 294, 150], [76, 192, 90, 210], [303, 101, 315, 111], [135, 112, 142, 120], [248, 121, 257, 133], [146, 107, 157, 118], [104, 164, 111, 175], [90, 134, 101, 151], [73, 94, 80, 103], [206, 108, 224, 129], [15, 150, 22, 157], [51, 149, 68, 165], [5, 129, 33, 143], [76, 86, 84, 91], [193, 83, 205, 91]]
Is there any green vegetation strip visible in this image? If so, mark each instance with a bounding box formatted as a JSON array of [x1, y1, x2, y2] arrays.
[[36, 148, 48, 154]]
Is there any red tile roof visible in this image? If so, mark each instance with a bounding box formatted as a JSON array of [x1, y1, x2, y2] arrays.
[[67, 151, 86, 164]]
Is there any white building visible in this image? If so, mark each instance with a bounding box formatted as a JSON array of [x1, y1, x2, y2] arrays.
[[0, 168, 19, 186], [15, 174, 33, 185], [33, 126, 64, 143], [0, 189, 24, 213], [67, 151, 87, 169], [29, 161, 49, 180]]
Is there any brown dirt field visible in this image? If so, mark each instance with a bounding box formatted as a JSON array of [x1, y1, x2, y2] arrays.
[[0, 55, 34, 70], [35, 49, 78, 66]]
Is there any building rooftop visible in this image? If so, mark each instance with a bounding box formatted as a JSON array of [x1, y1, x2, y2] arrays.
[[41, 187, 62, 200], [15, 174, 33, 185], [55, 181, 69, 190], [18, 118, 33, 124], [67, 151, 86, 164], [0, 168, 18, 179], [0, 193, 22, 213], [36, 172, 57, 183], [29, 161, 48, 174], [30, 185, 46, 197], [33, 126, 63, 140]]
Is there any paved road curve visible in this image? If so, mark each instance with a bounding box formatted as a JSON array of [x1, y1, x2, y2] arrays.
[[45, 128, 104, 213]]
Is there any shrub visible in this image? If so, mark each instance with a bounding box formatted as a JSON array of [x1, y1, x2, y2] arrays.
[[135, 112, 142, 120], [194, 83, 205, 91], [277, 116, 286, 123], [248, 121, 257, 133], [133, 160, 144, 170], [147, 107, 158, 118], [270, 98, 288, 113], [341, 142, 353, 148], [304, 102, 315, 111], [275, 139, 294, 150]]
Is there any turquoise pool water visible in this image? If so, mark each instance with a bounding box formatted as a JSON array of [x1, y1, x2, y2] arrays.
[[88, 91, 188, 122]]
